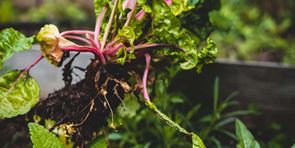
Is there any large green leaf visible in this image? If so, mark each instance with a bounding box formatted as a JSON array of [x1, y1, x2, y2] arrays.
[[0, 70, 40, 118], [28, 123, 64, 148], [0, 28, 34, 68], [235, 119, 260, 148]]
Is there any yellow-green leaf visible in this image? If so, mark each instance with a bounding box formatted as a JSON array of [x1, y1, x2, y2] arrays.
[[0, 70, 40, 118]]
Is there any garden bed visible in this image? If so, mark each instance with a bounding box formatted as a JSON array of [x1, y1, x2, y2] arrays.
[[170, 59, 295, 137]]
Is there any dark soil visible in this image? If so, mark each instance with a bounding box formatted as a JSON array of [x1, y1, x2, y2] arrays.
[[0, 59, 134, 147]]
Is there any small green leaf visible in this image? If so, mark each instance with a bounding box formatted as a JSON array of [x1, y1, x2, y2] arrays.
[[291, 144, 295, 148], [107, 133, 122, 141], [0, 28, 34, 68], [116, 26, 136, 47], [235, 119, 260, 148], [168, 0, 195, 16], [89, 136, 107, 148], [0, 70, 40, 118], [28, 123, 64, 148]]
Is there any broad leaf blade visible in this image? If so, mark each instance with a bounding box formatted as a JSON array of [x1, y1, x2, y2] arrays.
[[0, 28, 34, 68], [235, 119, 260, 148], [28, 123, 63, 148], [0, 70, 40, 118]]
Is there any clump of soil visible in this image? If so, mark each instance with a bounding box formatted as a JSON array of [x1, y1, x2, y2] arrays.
[[0, 59, 134, 147]]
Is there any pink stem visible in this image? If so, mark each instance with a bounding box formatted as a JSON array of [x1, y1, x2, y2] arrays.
[[126, 43, 161, 52], [142, 54, 151, 101], [86, 34, 98, 48], [164, 0, 172, 5], [62, 46, 106, 64], [95, 7, 107, 48], [104, 39, 120, 52], [104, 43, 124, 55], [60, 30, 95, 36], [63, 35, 91, 45], [126, 43, 184, 53], [101, 0, 119, 50], [24, 55, 44, 71], [8, 55, 43, 93], [136, 9, 145, 20], [15, 55, 43, 83]]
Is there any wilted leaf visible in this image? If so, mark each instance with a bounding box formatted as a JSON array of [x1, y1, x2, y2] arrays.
[[28, 123, 64, 148], [37, 24, 75, 66], [0, 28, 34, 68], [0, 70, 40, 118]]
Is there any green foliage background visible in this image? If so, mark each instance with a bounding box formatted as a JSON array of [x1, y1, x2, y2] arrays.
[[210, 0, 295, 63]]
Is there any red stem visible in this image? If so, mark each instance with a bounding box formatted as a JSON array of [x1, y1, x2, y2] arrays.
[[63, 35, 91, 45], [86, 34, 98, 48], [95, 7, 107, 48], [24, 55, 44, 72], [62, 46, 106, 64], [15, 55, 44, 84], [142, 54, 151, 101], [60, 30, 95, 36]]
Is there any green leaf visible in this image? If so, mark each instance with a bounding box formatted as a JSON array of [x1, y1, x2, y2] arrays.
[[89, 136, 107, 148], [118, 96, 140, 118], [116, 26, 136, 47], [192, 133, 206, 148], [188, 0, 201, 6], [168, 0, 195, 16], [0, 70, 40, 119], [196, 38, 218, 73], [213, 77, 219, 112], [145, 100, 205, 148], [235, 119, 260, 148], [291, 144, 295, 148], [0, 28, 34, 68], [107, 133, 122, 141], [28, 123, 64, 148]]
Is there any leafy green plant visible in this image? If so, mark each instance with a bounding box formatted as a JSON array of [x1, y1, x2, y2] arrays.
[[210, 0, 295, 63], [0, 0, 219, 147], [23, 0, 87, 23], [106, 77, 255, 147]]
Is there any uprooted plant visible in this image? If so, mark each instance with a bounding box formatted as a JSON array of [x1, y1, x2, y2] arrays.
[[0, 0, 219, 147]]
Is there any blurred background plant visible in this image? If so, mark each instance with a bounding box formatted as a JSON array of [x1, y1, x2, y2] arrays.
[[210, 0, 295, 64], [0, 0, 93, 24]]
